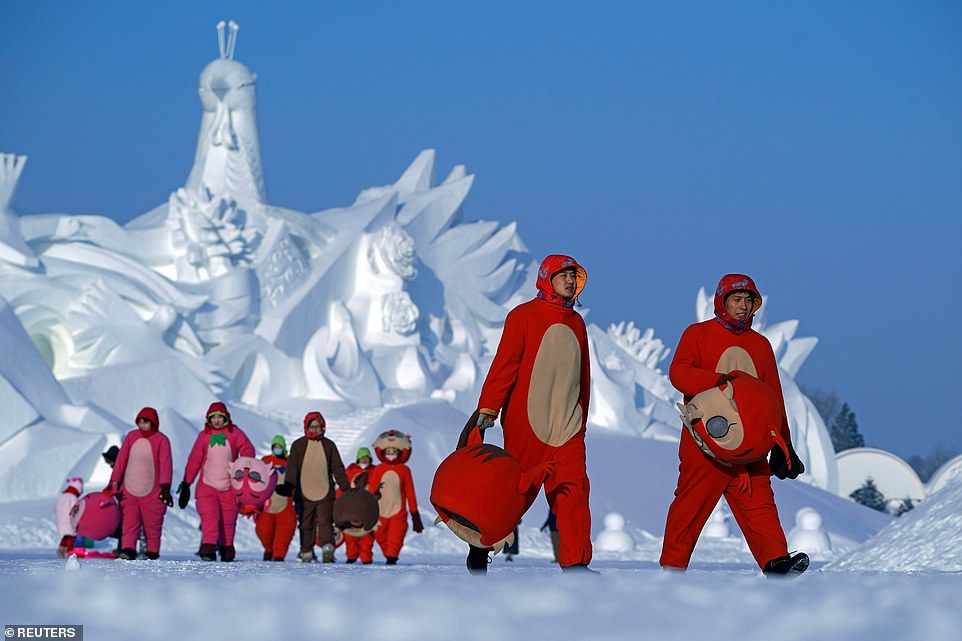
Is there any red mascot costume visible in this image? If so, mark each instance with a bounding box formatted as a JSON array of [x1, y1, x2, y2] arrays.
[[366, 431, 422, 565], [255, 435, 297, 561], [473, 254, 593, 572], [660, 273, 808, 576], [431, 418, 554, 553]]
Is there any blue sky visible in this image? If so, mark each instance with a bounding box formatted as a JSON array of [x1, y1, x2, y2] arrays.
[[2, 2, 960, 460]]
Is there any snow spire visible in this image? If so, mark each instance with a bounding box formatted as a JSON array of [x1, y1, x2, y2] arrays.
[[216, 20, 239, 60]]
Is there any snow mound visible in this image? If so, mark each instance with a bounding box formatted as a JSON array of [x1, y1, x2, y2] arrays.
[[828, 472, 962, 572]]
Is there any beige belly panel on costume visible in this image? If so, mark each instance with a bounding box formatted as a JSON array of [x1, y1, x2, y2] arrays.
[[527, 323, 583, 447], [377, 469, 402, 518], [715, 346, 758, 377], [124, 438, 155, 497], [301, 441, 330, 501]]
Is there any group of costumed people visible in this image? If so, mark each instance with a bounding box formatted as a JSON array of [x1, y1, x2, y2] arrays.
[[56, 403, 422, 564], [57, 253, 810, 577]]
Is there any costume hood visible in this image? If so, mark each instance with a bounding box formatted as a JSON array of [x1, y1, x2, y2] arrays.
[[303, 411, 326, 440], [536, 254, 587, 308], [136, 407, 160, 435], [713, 273, 762, 334], [204, 402, 233, 432]]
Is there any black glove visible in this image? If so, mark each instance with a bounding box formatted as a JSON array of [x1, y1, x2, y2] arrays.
[[411, 511, 424, 533], [176, 481, 191, 509], [715, 372, 738, 387], [769, 443, 805, 480], [158, 483, 173, 507], [275, 483, 293, 497]]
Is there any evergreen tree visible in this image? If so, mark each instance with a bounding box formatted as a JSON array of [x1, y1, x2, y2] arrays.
[[850, 477, 887, 512], [830, 403, 864, 452]]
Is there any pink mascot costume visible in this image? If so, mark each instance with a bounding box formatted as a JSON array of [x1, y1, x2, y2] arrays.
[[107, 407, 174, 560], [179, 402, 255, 562], [229, 456, 278, 515], [70, 492, 121, 541]]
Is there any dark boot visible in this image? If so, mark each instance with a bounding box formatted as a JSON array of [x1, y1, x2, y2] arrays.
[[466, 545, 489, 575], [763, 552, 810, 578], [271, 557, 285, 562], [219, 545, 235, 562], [118, 548, 137, 561], [198, 543, 217, 562], [263, 551, 272, 561], [145, 552, 160, 560], [385, 556, 398, 565], [345, 557, 357, 564], [560, 564, 599, 574]]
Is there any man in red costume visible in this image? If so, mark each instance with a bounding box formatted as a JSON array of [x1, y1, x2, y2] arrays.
[[660, 274, 808, 576], [472, 254, 594, 574], [343, 447, 377, 564], [367, 431, 423, 565], [255, 435, 298, 561]]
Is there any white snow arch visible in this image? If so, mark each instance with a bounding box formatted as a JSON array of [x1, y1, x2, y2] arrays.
[[836, 447, 925, 504]]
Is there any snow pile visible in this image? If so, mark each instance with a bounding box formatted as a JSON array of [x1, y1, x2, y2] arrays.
[[828, 472, 962, 572]]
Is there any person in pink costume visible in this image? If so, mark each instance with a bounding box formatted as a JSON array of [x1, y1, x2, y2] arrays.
[[55, 477, 83, 557], [105, 407, 173, 560], [177, 402, 254, 562]]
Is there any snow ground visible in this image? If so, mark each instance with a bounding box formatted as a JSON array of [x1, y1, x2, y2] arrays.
[[1, 550, 959, 641]]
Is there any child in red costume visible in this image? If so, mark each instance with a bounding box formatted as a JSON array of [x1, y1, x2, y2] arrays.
[[106, 407, 173, 560], [255, 435, 297, 561], [660, 274, 808, 576], [367, 431, 422, 565], [177, 402, 255, 562], [474, 254, 594, 573], [343, 447, 377, 564]]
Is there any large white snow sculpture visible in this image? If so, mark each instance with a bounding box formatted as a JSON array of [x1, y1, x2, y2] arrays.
[[0, 21, 841, 501]]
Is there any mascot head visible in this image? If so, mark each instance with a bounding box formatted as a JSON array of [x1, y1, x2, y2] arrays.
[[373, 430, 412, 464], [333, 470, 380, 538], [70, 492, 121, 540], [677, 371, 790, 467], [431, 424, 554, 553], [228, 456, 278, 513]]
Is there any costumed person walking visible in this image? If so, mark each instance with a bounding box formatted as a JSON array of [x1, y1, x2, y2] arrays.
[[367, 430, 422, 565], [283, 412, 349, 563], [470, 254, 594, 574], [255, 435, 297, 561], [105, 407, 174, 560], [343, 447, 377, 564], [660, 274, 808, 576], [178, 402, 255, 562], [55, 477, 84, 557]]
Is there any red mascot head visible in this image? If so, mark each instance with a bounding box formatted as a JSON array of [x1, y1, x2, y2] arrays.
[[373, 430, 412, 464], [677, 371, 790, 467], [70, 492, 121, 540], [333, 470, 380, 538], [229, 456, 278, 513], [431, 423, 554, 553]]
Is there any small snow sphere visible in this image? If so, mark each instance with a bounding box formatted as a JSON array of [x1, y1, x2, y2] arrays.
[[787, 506, 832, 558], [595, 512, 635, 552]]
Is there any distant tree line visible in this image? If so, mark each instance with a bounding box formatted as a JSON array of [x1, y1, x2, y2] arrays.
[[801, 386, 957, 483]]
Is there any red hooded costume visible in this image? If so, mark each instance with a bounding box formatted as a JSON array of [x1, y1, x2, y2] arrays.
[[660, 274, 799, 571], [366, 430, 421, 563], [255, 444, 297, 562], [476, 254, 592, 568], [182, 402, 255, 560], [108, 407, 173, 558], [341, 449, 377, 564]]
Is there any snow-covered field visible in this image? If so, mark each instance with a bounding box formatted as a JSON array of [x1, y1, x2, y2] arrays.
[[2, 551, 960, 641]]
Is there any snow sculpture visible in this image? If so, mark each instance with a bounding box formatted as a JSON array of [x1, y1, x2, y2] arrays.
[[595, 512, 635, 552], [701, 501, 732, 539], [0, 20, 844, 501], [787, 507, 832, 558]]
